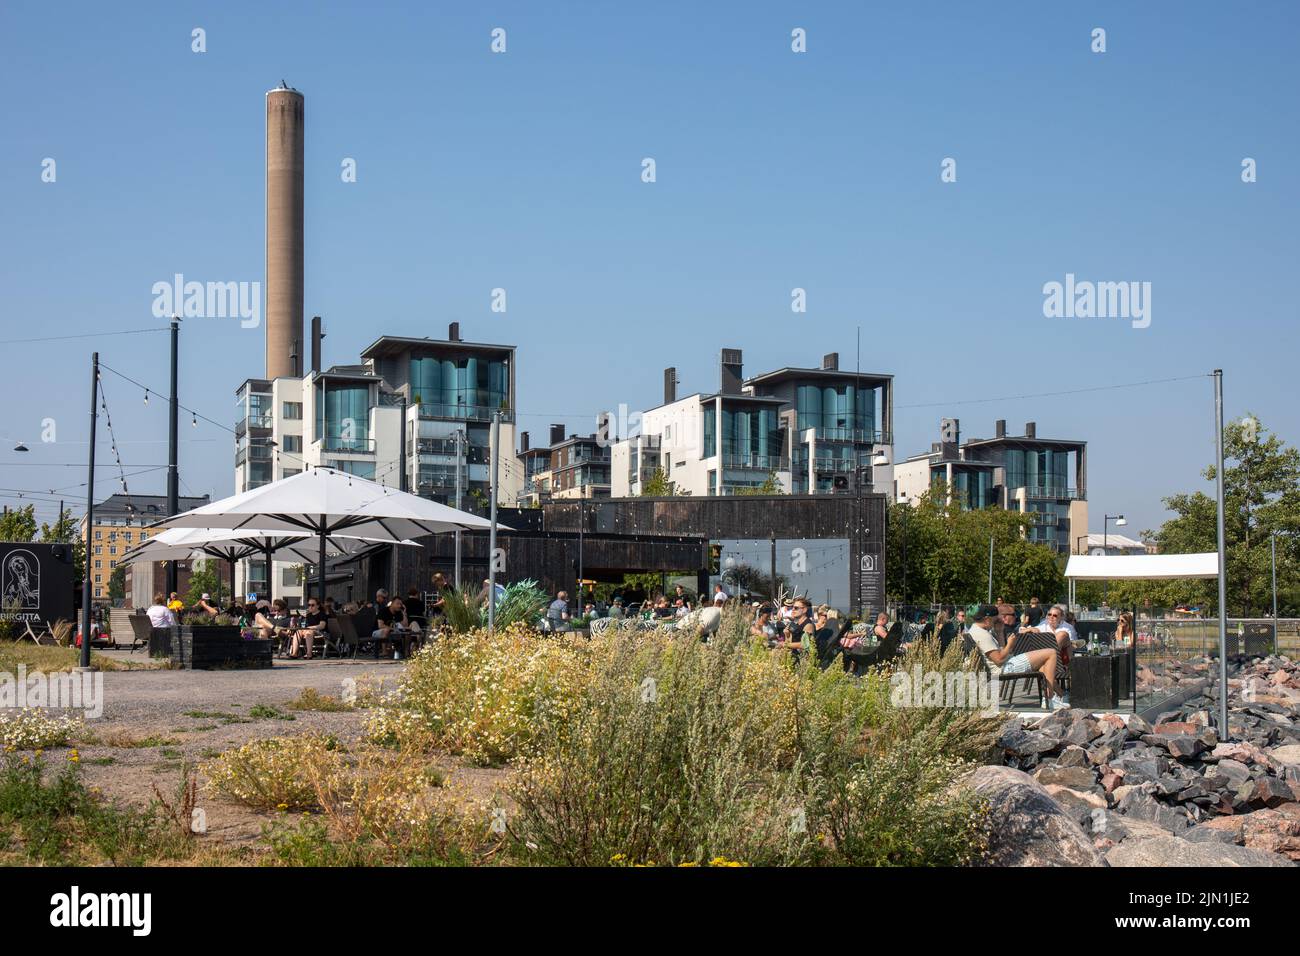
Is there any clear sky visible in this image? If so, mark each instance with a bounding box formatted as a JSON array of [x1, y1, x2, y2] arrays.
[[2, 1, 1296, 535]]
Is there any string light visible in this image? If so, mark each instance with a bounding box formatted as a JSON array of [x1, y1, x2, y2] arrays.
[[143, 389, 149, 406]]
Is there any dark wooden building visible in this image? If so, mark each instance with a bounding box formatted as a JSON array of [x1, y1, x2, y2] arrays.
[[324, 493, 886, 617]]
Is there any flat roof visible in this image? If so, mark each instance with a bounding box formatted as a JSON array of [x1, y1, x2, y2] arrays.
[[360, 335, 515, 360], [963, 435, 1086, 450], [638, 390, 786, 417], [744, 367, 893, 388]]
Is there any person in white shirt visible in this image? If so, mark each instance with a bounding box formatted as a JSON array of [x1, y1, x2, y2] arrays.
[[966, 604, 1065, 709], [712, 584, 728, 607], [145, 593, 178, 628], [1038, 605, 1078, 643]]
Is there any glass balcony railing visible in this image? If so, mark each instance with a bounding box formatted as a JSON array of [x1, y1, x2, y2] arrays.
[[722, 453, 789, 470], [1015, 485, 1085, 501], [319, 436, 376, 454], [416, 402, 514, 424]]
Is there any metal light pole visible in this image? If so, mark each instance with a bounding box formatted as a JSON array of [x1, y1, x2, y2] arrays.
[[1102, 513, 1126, 605], [79, 353, 99, 670], [453, 428, 464, 591], [1213, 370, 1229, 739], [487, 411, 500, 634], [987, 535, 994, 604], [1271, 532, 1278, 653], [166, 316, 180, 596]]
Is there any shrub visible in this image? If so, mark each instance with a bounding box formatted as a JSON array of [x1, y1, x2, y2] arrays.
[[366, 623, 590, 765], [506, 612, 995, 867], [202, 735, 344, 811], [0, 709, 83, 750]]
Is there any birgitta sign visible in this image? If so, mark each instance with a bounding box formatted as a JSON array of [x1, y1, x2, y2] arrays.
[[0, 541, 75, 626]]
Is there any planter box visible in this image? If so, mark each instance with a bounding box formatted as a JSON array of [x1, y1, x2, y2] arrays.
[[174, 625, 273, 670], [149, 626, 175, 659]]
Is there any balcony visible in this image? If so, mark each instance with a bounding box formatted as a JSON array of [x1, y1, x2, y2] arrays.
[[416, 402, 514, 424], [807, 427, 891, 445], [722, 453, 789, 471], [319, 437, 376, 455], [1016, 485, 1085, 501]]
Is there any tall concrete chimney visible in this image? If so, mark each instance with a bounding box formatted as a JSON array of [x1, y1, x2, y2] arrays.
[[265, 85, 304, 380]]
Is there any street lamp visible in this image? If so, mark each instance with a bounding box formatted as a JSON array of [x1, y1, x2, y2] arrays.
[[1102, 514, 1126, 606]]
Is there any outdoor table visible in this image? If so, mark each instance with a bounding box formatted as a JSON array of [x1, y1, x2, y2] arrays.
[[1071, 650, 1124, 710]]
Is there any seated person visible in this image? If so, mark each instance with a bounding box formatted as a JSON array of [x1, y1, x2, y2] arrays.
[[673, 598, 689, 618], [873, 612, 890, 644], [145, 593, 178, 629], [404, 588, 425, 623], [996, 604, 1020, 644], [167, 591, 184, 614], [966, 604, 1064, 709], [194, 593, 220, 617], [289, 598, 326, 659], [607, 598, 625, 620], [652, 597, 675, 620], [255, 599, 294, 644]]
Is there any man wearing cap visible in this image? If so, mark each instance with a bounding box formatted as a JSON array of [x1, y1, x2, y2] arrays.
[[195, 593, 220, 617], [966, 604, 1066, 710]]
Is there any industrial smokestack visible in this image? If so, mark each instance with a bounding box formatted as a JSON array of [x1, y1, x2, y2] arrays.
[[265, 85, 304, 380]]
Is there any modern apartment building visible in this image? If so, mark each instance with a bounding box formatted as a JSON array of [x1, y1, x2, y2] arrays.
[[516, 422, 611, 505], [80, 492, 210, 602], [233, 321, 521, 601], [610, 349, 894, 498], [894, 419, 1088, 555]]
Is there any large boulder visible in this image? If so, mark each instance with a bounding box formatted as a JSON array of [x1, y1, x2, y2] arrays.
[[1105, 835, 1294, 867], [962, 766, 1103, 867], [1188, 807, 1300, 861]]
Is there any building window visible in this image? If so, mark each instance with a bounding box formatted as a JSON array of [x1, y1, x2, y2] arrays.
[[283, 435, 302, 453], [95, 560, 101, 569], [95, 530, 102, 539], [283, 401, 303, 420], [95, 574, 101, 583]]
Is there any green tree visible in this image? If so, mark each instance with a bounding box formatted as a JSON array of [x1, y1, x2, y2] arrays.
[[886, 482, 1064, 606], [0, 504, 38, 542], [39, 507, 85, 584], [185, 558, 225, 608], [107, 564, 126, 603], [1122, 416, 1300, 616], [639, 468, 688, 497], [735, 472, 784, 496]]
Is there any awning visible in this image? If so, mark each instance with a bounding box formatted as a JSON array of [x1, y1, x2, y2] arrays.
[[1064, 552, 1219, 581]]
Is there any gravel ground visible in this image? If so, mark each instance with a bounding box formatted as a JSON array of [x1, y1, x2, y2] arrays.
[[68, 655, 443, 848]]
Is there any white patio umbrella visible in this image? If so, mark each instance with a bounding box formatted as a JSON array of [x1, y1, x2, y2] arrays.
[[120, 525, 420, 605], [157, 467, 506, 605]]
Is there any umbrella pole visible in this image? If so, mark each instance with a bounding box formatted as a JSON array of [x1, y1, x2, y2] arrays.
[[318, 517, 327, 611], [264, 545, 273, 605], [228, 558, 236, 608]]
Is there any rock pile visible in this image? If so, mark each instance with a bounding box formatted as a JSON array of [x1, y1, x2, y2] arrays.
[[985, 653, 1300, 866]]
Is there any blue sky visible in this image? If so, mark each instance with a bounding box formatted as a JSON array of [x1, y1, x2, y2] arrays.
[[1, 0, 1296, 535]]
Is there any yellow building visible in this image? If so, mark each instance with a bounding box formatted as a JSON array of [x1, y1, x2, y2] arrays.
[[77, 493, 210, 601]]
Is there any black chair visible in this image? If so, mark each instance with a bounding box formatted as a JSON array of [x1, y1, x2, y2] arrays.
[[350, 606, 378, 658]]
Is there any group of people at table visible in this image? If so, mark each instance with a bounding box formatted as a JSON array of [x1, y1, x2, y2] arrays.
[[143, 583, 449, 660]]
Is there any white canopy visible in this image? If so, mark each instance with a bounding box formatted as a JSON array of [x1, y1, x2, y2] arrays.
[[154, 467, 508, 602], [159, 467, 504, 540], [1064, 552, 1219, 581], [119, 526, 418, 565]]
